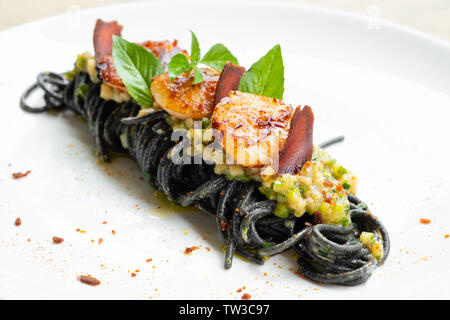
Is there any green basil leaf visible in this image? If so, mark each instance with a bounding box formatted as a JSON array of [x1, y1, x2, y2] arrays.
[[190, 30, 201, 63], [168, 53, 190, 81], [200, 43, 239, 71], [112, 35, 164, 107], [238, 44, 284, 99], [192, 66, 205, 84]]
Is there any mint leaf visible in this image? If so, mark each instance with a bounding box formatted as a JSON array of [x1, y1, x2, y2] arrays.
[[168, 53, 190, 81], [201, 43, 239, 71], [193, 66, 205, 84], [238, 44, 284, 99], [190, 30, 201, 63], [112, 35, 164, 107]]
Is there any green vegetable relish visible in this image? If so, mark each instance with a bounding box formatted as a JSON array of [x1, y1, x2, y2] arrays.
[[259, 147, 359, 225]]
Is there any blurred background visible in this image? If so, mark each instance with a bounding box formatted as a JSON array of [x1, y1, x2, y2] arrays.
[[1, 0, 449, 42]]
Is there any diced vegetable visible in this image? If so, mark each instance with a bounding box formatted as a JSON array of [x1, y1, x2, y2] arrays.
[[274, 203, 291, 218]]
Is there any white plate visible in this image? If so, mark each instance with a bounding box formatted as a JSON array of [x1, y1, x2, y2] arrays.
[[0, 0, 449, 299]]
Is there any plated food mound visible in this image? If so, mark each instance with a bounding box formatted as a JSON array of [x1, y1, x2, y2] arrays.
[[20, 19, 389, 286]]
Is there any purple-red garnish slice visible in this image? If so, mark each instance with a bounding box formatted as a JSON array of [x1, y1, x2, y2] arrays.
[[214, 62, 245, 105], [278, 105, 314, 175]]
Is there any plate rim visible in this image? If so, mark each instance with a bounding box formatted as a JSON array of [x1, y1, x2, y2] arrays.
[[1, 0, 449, 52]]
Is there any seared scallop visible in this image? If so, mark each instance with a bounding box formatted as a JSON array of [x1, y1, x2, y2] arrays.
[[151, 68, 219, 120], [211, 91, 294, 167]]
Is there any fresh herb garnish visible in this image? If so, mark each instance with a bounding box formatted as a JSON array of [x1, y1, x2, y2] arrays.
[[168, 31, 238, 84], [342, 182, 351, 190], [238, 44, 284, 99], [112, 35, 164, 108]]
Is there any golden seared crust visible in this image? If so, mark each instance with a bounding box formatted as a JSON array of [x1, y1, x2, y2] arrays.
[[212, 91, 293, 167], [97, 40, 188, 90], [96, 54, 125, 89], [151, 68, 219, 120]]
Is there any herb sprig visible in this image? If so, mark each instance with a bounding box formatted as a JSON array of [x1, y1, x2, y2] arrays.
[[238, 44, 284, 99], [168, 31, 239, 84], [112, 36, 164, 107]]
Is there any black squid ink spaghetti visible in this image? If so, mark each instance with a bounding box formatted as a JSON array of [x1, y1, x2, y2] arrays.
[[20, 19, 389, 286]]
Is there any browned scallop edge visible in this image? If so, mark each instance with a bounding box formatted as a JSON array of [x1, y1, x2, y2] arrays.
[[278, 105, 314, 175], [214, 62, 246, 106]]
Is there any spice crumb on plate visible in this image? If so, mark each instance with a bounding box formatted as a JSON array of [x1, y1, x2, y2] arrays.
[[184, 246, 199, 254], [420, 218, 431, 224], [12, 171, 31, 179], [77, 275, 101, 286], [52, 236, 64, 244], [241, 293, 251, 300], [14, 217, 21, 226]]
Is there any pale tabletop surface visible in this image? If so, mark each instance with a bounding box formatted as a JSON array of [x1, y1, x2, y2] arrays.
[[1, 0, 449, 43]]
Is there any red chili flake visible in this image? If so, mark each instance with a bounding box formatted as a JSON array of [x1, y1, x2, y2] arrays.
[[205, 247, 210, 252], [111, 230, 116, 235], [237, 288, 242, 293], [184, 246, 199, 254], [146, 258, 152, 263], [336, 183, 343, 192], [131, 273, 136, 278], [98, 238, 103, 244], [445, 235, 449, 239], [78, 275, 101, 286], [321, 190, 333, 203], [52, 236, 64, 244], [241, 293, 251, 300], [420, 218, 431, 224], [14, 217, 21, 226], [323, 179, 333, 187], [12, 171, 31, 179], [102, 221, 107, 224]]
